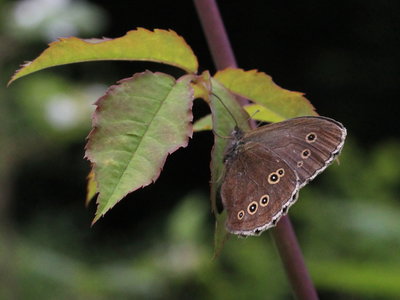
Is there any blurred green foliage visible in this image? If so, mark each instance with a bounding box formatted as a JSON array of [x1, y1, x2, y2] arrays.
[[1, 1, 399, 299], [2, 139, 400, 300]]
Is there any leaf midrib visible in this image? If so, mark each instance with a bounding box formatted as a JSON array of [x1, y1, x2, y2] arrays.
[[101, 87, 175, 209]]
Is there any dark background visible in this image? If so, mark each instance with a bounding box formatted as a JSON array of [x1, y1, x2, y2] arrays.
[[92, 0, 400, 144], [1, 0, 399, 299]]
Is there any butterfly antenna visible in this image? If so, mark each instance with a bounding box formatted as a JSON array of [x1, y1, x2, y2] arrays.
[[248, 109, 266, 128], [211, 92, 240, 128], [212, 130, 231, 139], [212, 93, 259, 128], [208, 93, 238, 139], [249, 109, 260, 120]]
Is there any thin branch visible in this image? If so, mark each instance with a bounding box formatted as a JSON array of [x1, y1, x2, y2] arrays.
[[193, 0, 319, 299], [271, 217, 319, 299], [193, 0, 237, 70]]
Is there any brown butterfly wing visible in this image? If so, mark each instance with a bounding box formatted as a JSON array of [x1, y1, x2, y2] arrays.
[[221, 142, 299, 236], [242, 116, 346, 187]]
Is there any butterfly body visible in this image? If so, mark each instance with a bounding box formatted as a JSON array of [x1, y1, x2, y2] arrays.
[[221, 116, 346, 236]]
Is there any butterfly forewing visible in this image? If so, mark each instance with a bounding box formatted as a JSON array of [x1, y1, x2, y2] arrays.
[[241, 116, 346, 186]]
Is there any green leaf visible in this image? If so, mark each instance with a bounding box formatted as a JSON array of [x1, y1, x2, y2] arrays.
[[85, 169, 97, 206], [193, 102, 290, 132], [243, 104, 286, 123], [193, 114, 212, 132], [213, 210, 230, 258], [9, 28, 198, 84], [209, 78, 250, 253], [214, 68, 317, 121], [310, 260, 400, 298], [192, 71, 212, 100], [85, 71, 194, 223]]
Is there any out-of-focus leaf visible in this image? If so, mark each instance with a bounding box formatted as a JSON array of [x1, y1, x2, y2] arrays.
[[214, 68, 317, 121], [85, 169, 97, 206], [11, 74, 100, 142], [310, 260, 400, 298], [9, 28, 198, 84], [85, 71, 194, 223]]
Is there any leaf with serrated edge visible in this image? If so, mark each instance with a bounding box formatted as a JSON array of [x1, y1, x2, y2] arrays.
[[214, 68, 317, 120], [9, 28, 198, 84], [85, 71, 194, 223]]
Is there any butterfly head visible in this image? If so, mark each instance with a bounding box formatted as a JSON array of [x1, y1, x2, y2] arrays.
[[231, 126, 244, 140]]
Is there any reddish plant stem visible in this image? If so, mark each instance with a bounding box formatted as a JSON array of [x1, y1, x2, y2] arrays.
[[193, 0, 319, 299], [271, 217, 319, 299], [193, 0, 237, 70]]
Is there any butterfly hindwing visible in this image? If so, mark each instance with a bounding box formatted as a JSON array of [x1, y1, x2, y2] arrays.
[[221, 142, 299, 236]]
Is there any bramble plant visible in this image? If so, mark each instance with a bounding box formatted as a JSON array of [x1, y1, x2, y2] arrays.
[[9, 28, 316, 243]]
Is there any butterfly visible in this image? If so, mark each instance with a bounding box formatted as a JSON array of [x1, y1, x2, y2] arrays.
[[220, 116, 346, 236]]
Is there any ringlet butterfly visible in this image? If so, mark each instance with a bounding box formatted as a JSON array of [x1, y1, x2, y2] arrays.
[[220, 115, 346, 236]]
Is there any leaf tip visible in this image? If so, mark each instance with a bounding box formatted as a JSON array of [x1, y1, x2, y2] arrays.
[[91, 214, 101, 227], [8, 61, 33, 86]]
